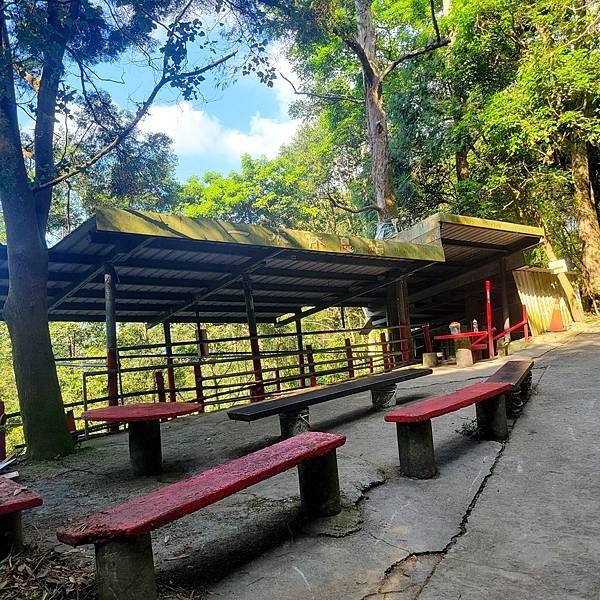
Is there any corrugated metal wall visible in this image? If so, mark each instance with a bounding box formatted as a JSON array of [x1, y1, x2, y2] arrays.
[[512, 268, 575, 336]]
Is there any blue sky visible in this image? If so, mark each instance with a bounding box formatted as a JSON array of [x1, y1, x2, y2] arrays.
[[80, 43, 301, 182]]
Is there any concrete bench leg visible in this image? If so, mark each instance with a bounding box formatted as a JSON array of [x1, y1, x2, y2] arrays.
[[0, 512, 23, 558], [521, 371, 533, 401], [129, 420, 162, 476], [298, 449, 341, 517], [279, 408, 310, 439], [396, 421, 437, 478], [476, 395, 508, 441], [95, 533, 156, 600], [372, 383, 397, 409]]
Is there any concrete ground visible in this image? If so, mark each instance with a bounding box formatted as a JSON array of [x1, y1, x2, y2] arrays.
[[18, 320, 600, 599]]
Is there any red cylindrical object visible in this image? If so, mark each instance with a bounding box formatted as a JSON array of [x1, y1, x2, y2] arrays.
[[380, 333, 392, 372], [250, 336, 265, 402], [306, 344, 317, 387], [274, 369, 282, 393], [423, 324, 433, 353], [154, 370, 166, 403], [193, 363, 205, 412], [167, 365, 176, 403], [345, 338, 355, 378], [106, 349, 119, 407]]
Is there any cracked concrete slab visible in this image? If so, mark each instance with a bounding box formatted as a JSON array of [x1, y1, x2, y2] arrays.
[[417, 324, 600, 600]]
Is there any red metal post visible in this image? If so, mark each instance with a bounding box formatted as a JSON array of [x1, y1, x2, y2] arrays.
[[400, 322, 410, 362], [163, 322, 176, 403], [295, 315, 306, 388], [193, 363, 205, 412], [243, 275, 265, 402], [486, 279, 495, 358], [104, 264, 119, 432], [274, 369, 282, 393], [306, 344, 317, 387], [380, 332, 392, 372], [344, 338, 355, 378], [523, 304, 529, 342], [368, 355, 374, 374], [423, 324, 433, 353], [155, 370, 166, 403], [0, 401, 6, 461], [65, 410, 76, 433]]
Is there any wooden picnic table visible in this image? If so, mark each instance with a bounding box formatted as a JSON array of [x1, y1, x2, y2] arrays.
[[82, 403, 203, 476]]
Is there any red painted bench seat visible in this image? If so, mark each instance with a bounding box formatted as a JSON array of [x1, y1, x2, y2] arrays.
[[0, 476, 43, 516], [58, 431, 345, 546], [384, 382, 512, 424]]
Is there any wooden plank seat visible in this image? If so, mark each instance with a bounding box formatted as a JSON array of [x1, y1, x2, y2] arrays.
[[0, 476, 43, 558], [384, 382, 512, 478], [57, 431, 346, 600], [228, 367, 432, 438], [486, 359, 534, 416]]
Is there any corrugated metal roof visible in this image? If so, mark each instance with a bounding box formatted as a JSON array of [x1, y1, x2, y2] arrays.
[[0, 208, 445, 326], [0, 209, 543, 327]]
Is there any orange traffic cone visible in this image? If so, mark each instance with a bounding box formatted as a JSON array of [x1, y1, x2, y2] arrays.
[[547, 298, 566, 332]]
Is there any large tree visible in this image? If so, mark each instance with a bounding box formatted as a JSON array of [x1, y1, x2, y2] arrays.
[[269, 0, 449, 226], [0, 0, 272, 458]]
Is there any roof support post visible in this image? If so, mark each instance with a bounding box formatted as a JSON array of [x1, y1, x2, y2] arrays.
[[243, 275, 264, 402], [499, 258, 511, 346], [386, 278, 411, 365], [104, 264, 119, 431], [162, 322, 176, 403], [295, 313, 306, 388]]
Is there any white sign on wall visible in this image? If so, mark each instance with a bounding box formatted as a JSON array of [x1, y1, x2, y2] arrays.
[[548, 259, 568, 274]]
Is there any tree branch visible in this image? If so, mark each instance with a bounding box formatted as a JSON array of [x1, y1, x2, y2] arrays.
[[343, 36, 376, 84], [33, 50, 237, 192], [279, 72, 363, 105], [381, 37, 450, 80], [430, 0, 442, 42], [323, 193, 381, 214]]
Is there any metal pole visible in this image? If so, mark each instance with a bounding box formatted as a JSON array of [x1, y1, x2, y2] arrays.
[[397, 278, 412, 362], [295, 313, 306, 388], [485, 279, 495, 358], [104, 264, 119, 432], [243, 275, 264, 402], [163, 322, 176, 402], [499, 258, 511, 345]]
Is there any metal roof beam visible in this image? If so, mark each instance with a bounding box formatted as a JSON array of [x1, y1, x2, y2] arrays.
[[145, 249, 285, 329], [48, 238, 152, 311], [276, 263, 437, 327], [51, 302, 281, 315], [46, 313, 276, 324], [443, 239, 510, 253]]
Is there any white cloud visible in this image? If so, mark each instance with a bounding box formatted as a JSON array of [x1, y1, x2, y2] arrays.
[[139, 101, 299, 163]]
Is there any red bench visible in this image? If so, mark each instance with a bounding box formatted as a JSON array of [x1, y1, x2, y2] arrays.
[[384, 382, 512, 478], [0, 476, 43, 558], [57, 431, 346, 600]]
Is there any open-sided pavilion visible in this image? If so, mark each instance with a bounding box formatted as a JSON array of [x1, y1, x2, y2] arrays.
[[0, 208, 543, 428]]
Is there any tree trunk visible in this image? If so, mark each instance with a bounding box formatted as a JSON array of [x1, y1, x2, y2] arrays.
[[354, 0, 398, 223], [570, 137, 600, 302], [0, 12, 73, 459], [365, 83, 398, 222], [2, 202, 73, 459], [455, 147, 470, 181]]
